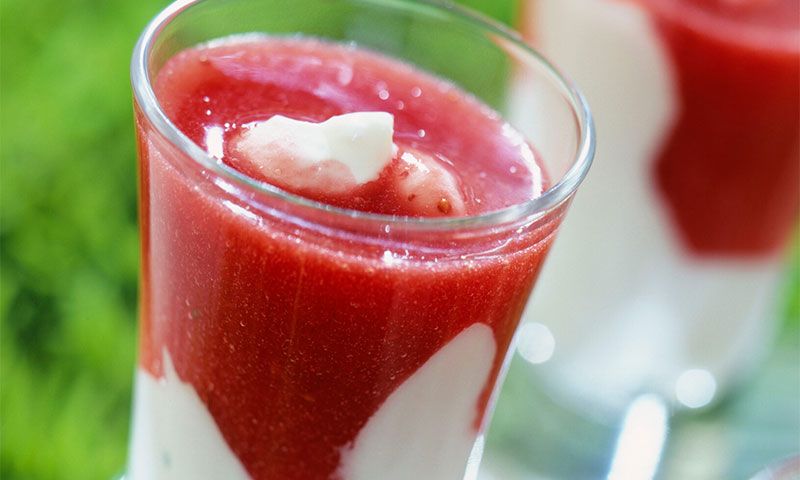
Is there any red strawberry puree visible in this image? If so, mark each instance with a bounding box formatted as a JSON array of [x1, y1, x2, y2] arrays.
[[648, 0, 799, 256], [134, 37, 562, 479]]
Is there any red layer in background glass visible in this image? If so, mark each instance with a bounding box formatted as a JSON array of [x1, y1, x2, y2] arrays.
[[649, 0, 799, 256]]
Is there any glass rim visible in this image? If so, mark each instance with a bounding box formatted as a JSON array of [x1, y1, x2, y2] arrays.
[[131, 0, 595, 231]]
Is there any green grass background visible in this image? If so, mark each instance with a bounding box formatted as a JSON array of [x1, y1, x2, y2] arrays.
[[0, 1, 796, 479]]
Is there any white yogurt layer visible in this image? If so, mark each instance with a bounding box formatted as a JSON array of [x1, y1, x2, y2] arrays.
[[128, 352, 249, 480], [234, 112, 394, 192], [129, 324, 496, 480], [517, 0, 782, 415], [339, 323, 497, 480]]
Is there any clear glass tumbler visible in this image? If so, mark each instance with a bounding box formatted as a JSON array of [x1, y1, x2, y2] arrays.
[[517, 0, 799, 416], [129, 0, 594, 479], [490, 0, 798, 477]]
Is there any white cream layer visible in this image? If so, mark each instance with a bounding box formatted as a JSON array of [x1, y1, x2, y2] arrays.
[[128, 352, 249, 480], [339, 323, 496, 480]]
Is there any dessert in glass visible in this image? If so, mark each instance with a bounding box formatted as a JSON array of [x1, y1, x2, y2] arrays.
[[514, 0, 799, 428], [128, 0, 594, 478]]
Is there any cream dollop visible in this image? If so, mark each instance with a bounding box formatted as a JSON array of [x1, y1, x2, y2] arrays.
[[234, 112, 394, 193]]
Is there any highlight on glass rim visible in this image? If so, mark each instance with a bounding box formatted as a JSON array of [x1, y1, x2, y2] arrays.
[[1, 0, 797, 479]]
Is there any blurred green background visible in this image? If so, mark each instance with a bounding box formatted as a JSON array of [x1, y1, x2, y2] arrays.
[[0, 1, 796, 480]]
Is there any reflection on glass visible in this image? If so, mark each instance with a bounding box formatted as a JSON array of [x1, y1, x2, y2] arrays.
[[606, 394, 667, 480], [516, 322, 555, 365], [674, 369, 717, 410]]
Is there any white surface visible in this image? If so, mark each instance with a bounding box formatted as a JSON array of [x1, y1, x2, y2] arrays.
[[235, 111, 394, 191], [128, 352, 250, 480], [339, 323, 497, 480], [517, 0, 781, 415]]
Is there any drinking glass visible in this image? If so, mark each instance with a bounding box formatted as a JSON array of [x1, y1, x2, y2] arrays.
[[129, 0, 594, 478], [497, 0, 798, 477]]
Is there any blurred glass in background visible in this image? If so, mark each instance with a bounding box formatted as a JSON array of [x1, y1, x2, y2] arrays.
[[0, 1, 796, 480], [515, 0, 798, 416], [482, 0, 800, 479]]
